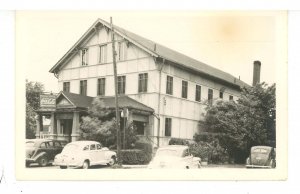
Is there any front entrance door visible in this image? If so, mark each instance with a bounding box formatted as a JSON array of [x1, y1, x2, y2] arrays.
[[60, 119, 73, 142]]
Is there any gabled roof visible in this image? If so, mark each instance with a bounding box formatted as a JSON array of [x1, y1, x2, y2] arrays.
[[58, 91, 94, 109], [57, 91, 154, 113], [50, 18, 249, 88]]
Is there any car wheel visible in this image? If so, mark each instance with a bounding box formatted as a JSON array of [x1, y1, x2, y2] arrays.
[[270, 159, 276, 168], [26, 162, 30, 167], [38, 156, 48, 167], [82, 160, 90, 169], [60, 166, 67, 169], [107, 156, 116, 166], [197, 163, 201, 169]]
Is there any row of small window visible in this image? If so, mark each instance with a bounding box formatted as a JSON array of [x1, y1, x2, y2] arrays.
[[63, 73, 148, 95], [81, 42, 127, 66], [166, 75, 234, 103], [63, 74, 234, 102]]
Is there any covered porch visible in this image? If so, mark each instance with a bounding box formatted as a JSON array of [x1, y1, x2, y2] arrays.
[[36, 92, 155, 143]]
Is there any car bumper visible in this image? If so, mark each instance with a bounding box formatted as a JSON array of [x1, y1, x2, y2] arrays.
[[26, 158, 36, 164], [53, 161, 82, 168], [246, 165, 272, 168]]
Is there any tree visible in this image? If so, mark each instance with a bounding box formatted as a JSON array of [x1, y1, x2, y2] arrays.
[[80, 97, 138, 149], [26, 80, 44, 139], [203, 83, 276, 163]]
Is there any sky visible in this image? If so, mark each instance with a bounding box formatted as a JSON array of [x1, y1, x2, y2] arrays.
[[17, 11, 287, 92]]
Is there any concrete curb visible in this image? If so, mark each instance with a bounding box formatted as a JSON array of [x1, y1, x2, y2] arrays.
[[122, 165, 148, 169]]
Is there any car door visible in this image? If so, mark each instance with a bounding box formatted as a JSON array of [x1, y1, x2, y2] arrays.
[[96, 143, 106, 164], [53, 141, 63, 157], [47, 141, 56, 161], [89, 144, 98, 165]]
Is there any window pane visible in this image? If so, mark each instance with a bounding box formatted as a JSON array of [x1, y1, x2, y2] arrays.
[[96, 144, 102, 150], [182, 81, 188, 98], [138, 73, 148, 93], [118, 42, 127, 61], [219, 91, 223, 99], [165, 118, 172, 136], [99, 45, 107, 63], [195, 85, 201, 102], [82, 49, 88, 66], [117, 76, 126, 94], [63, 82, 70, 92], [208, 89, 213, 105], [90, 144, 96, 150], [97, 78, 105, 96], [166, 76, 173, 95], [229, 95, 233, 101], [80, 80, 87, 96]]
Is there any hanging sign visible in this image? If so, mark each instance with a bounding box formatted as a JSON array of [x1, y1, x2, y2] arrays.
[[40, 94, 56, 108]]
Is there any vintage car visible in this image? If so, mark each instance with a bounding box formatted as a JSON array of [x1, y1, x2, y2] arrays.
[[246, 146, 276, 168], [53, 141, 117, 169], [26, 139, 66, 167], [148, 145, 201, 169]]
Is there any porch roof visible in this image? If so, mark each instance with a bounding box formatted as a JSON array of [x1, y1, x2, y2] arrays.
[[60, 92, 154, 113]]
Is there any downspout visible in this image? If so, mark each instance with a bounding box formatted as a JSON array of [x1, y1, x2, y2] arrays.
[[156, 58, 165, 147]]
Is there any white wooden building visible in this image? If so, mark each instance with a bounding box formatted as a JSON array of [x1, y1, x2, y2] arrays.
[[37, 18, 248, 146]]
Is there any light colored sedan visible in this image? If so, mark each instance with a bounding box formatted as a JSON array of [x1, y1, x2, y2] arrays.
[[53, 141, 117, 169], [148, 145, 201, 169]]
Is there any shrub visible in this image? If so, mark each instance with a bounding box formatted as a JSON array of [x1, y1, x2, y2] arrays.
[[135, 140, 153, 163], [189, 142, 211, 161], [193, 132, 218, 143], [169, 138, 189, 145], [189, 140, 229, 164], [120, 149, 151, 165], [135, 141, 153, 154]]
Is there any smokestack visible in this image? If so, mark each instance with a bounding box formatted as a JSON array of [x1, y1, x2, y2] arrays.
[[252, 60, 261, 86]]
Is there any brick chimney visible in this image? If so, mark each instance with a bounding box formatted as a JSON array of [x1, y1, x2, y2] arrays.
[[252, 60, 261, 86]]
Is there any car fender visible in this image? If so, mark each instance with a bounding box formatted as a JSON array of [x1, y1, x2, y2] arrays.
[[33, 152, 48, 161], [104, 151, 116, 160]]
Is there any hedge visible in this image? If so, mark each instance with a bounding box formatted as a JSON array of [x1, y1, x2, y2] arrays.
[[120, 149, 152, 164], [168, 138, 189, 145]]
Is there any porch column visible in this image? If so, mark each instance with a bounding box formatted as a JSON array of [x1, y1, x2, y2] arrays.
[[56, 119, 61, 134], [35, 114, 42, 138], [71, 111, 80, 142], [48, 112, 57, 139]]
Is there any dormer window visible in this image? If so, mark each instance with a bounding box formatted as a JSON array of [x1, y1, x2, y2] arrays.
[[81, 48, 88, 66]]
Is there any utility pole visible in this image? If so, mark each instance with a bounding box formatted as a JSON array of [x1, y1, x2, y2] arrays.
[[110, 17, 121, 164]]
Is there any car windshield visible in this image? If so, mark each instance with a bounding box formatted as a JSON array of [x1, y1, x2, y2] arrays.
[[155, 149, 182, 157], [61, 144, 79, 154], [253, 148, 269, 154], [26, 142, 35, 147]]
